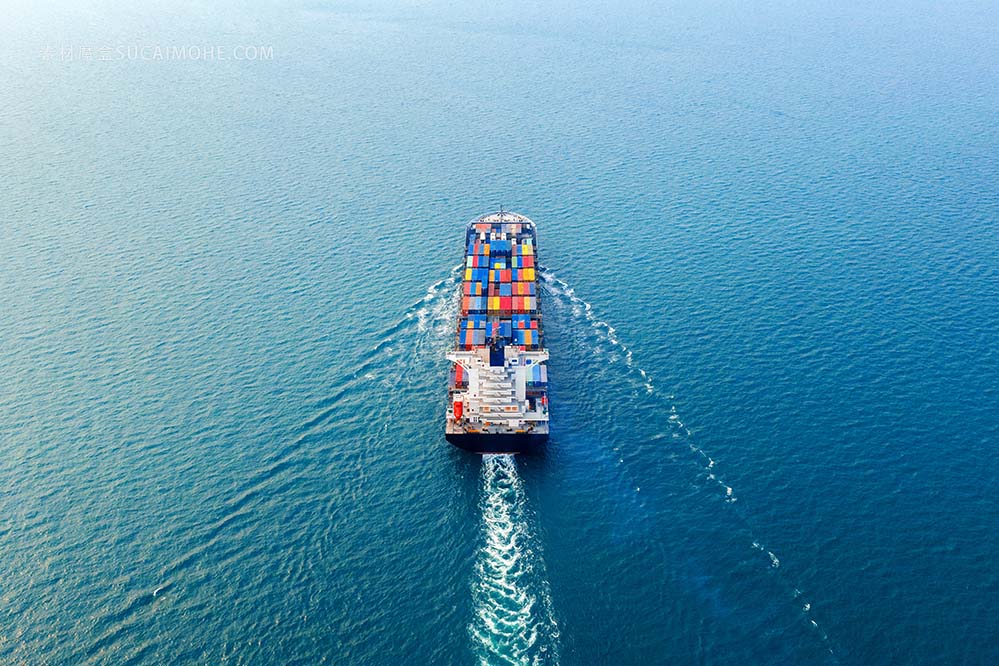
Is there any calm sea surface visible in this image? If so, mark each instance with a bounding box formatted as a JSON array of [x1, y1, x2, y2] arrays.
[[2, 0, 998, 663]]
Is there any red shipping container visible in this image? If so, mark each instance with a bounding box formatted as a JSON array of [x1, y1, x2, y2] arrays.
[[500, 296, 513, 311], [501, 269, 512, 283], [530, 318, 538, 329], [522, 256, 535, 268]]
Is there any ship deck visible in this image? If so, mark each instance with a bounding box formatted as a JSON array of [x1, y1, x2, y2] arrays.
[[445, 211, 550, 452]]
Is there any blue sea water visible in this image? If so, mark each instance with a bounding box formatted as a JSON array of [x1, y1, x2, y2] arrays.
[[2, 0, 998, 663]]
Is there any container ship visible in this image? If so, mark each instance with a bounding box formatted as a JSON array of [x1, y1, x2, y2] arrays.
[[445, 211, 550, 454]]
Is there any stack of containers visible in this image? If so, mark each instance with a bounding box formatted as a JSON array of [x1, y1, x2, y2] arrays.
[[452, 363, 467, 388], [460, 314, 487, 329], [512, 329, 535, 347], [459, 220, 543, 348], [460, 328, 486, 348], [526, 363, 547, 388]]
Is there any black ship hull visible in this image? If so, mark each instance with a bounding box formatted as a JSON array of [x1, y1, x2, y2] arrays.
[[446, 432, 548, 454]]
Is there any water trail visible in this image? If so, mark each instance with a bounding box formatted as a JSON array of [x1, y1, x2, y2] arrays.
[[539, 270, 651, 393], [538, 265, 836, 657], [157, 266, 464, 590], [410, 264, 464, 337], [470, 455, 560, 666]]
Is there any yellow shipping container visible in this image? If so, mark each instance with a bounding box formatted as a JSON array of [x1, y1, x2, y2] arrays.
[[464, 268, 473, 281], [488, 296, 501, 312], [523, 268, 535, 281]]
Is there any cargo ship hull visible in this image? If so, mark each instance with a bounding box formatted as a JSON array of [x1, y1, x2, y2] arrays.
[[445, 211, 550, 454], [445, 433, 548, 454]]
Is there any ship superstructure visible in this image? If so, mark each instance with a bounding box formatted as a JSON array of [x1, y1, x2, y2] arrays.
[[445, 211, 549, 453]]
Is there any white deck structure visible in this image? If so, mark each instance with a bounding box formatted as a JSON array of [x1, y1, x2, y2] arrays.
[[446, 345, 549, 435]]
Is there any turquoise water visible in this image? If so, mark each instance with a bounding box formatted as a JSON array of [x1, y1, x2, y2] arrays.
[[3, 0, 999, 663]]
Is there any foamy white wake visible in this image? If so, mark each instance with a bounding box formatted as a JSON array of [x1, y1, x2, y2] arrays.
[[539, 265, 835, 656], [353, 265, 461, 388], [470, 455, 560, 666], [539, 270, 652, 393], [411, 264, 463, 338]]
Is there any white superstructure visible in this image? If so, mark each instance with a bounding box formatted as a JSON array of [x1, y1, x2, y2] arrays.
[[446, 345, 549, 435]]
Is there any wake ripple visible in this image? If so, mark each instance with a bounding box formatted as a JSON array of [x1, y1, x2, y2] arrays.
[[154, 266, 464, 601], [409, 263, 463, 338], [470, 455, 560, 666], [539, 265, 836, 658], [539, 269, 652, 394]]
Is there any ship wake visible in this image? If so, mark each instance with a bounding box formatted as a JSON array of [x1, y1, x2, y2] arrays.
[[470, 455, 559, 666], [539, 265, 837, 659]]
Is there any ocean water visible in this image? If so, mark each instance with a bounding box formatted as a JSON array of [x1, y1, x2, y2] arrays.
[[2, 0, 998, 663]]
